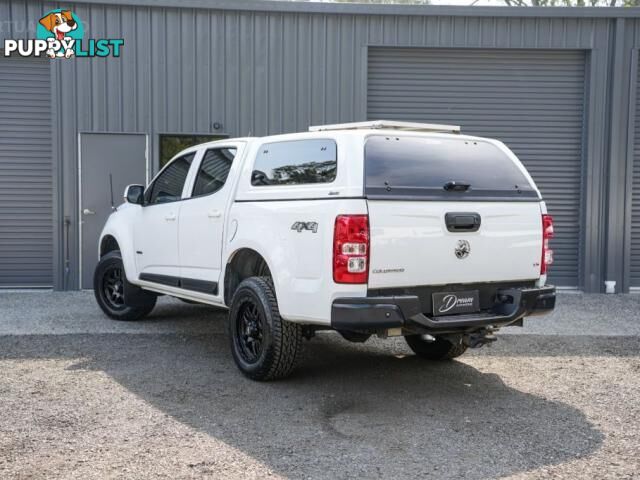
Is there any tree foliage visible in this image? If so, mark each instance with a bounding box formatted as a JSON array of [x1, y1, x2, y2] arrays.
[[502, 0, 638, 6], [286, 0, 640, 5], [293, 0, 431, 4]]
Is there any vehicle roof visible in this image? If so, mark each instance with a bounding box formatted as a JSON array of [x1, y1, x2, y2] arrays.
[[245, 129, 496, 145], [174, 137, 256, 156], [177, 130, 501, 158]]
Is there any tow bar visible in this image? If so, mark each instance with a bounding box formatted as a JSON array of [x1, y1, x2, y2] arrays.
[[463, 329, 498, 348]]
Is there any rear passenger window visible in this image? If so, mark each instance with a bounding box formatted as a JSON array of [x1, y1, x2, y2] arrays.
[[192, 148, 237, 197], [251, 139, 337, 186]]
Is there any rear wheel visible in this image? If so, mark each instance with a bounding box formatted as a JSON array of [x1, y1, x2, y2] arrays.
[[404, 335, 467, 360], [93, 251, 156, 321], [228, 277, 302, 381]]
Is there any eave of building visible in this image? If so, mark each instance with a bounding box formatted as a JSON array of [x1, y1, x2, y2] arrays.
[[61, 0, 640, 19]]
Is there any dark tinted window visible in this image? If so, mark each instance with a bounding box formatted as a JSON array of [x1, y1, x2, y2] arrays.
[[251, 139, 337, 186], [146, 153, 194, 205], [159, 134, 225, 167], [364, 136, 537, 200], [192, 148, 237, 197]]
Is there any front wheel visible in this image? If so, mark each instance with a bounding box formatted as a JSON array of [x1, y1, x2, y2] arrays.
[[228, 277, 302, 381], [93, 250, 156, 321], [404, 335, 468, 360]]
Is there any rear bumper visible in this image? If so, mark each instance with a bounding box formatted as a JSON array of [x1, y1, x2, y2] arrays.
[[331, 285, 555, 332]]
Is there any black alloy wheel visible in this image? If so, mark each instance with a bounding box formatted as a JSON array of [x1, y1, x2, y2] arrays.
[[102, 264, 126, 310], [235, 298, 265, 363]]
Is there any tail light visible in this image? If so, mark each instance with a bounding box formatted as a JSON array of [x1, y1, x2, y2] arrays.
[[541, 214, 554, 275], [333, 215, 369, 284]]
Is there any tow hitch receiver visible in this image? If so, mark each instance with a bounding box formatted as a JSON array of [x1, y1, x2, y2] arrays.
[[463, 330, 498, 348]]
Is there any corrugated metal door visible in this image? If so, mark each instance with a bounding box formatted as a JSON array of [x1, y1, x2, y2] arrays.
[[368, 48, 585, 287], [631, 61, 640, 287], [0, 57, 52, 287]]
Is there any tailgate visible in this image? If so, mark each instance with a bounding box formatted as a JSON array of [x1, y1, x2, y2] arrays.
[[367, 200, 543, 289], [363, 134, 543, 289]]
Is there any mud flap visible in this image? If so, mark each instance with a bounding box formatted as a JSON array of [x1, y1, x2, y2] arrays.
[[123, 277, 157, 307]]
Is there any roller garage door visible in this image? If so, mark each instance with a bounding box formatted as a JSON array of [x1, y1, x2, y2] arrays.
[[0, 57, 52, 287], [368, 48, 585, 287], [631, 61, 640, 287]]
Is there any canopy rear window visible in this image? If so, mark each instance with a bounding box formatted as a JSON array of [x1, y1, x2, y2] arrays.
[[364, 136, 538, 201]]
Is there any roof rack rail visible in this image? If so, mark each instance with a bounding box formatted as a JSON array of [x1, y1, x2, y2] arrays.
[[308, 120, 461, 134]]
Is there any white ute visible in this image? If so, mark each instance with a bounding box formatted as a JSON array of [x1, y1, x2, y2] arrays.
[[94, 121, 556, 380]]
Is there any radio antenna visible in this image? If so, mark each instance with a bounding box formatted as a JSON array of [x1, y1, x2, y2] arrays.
[[109, 173, 117, 211]]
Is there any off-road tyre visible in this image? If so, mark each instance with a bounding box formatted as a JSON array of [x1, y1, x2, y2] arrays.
[[93, 250, 156, 321], [405, 335, 468, 360], [228, 277, 302, 381]]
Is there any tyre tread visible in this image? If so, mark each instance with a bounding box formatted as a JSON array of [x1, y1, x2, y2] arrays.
[[258, 277, 302, 380], [442, 341, 468, 359], [229, 277, 302, 381], [405, 335, 468, 360]]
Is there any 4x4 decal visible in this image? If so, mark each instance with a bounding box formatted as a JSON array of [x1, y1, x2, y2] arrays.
[[291, 221, 318, 233]]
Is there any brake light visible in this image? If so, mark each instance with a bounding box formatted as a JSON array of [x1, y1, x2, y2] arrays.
[[541, 214, 554, 275], [333, 215, 369, 284]]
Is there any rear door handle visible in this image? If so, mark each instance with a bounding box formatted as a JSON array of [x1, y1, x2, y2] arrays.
[[82, 208, 96, 216], [165, 213, 177, 221], [445, 212, 481, 232], [208, 210, 222, 218]]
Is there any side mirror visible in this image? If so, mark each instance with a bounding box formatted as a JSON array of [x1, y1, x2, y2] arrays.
[[124, 184, 145, 205]]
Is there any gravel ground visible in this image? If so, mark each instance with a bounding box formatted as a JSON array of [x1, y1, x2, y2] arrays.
[[0, 292, 639, 479], [2, 291, 640, 337]]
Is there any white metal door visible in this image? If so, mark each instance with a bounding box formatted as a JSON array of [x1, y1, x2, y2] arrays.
[[135, 153, 195, 281], [178, 145, 241, 290], [134, 203, 182, 280]]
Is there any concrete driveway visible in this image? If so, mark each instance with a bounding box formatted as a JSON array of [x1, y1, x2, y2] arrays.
[[0, 291, 638, 479]]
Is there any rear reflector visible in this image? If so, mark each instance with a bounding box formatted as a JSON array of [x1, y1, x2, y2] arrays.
[[541, 214, 554, 275], [333, 215, 369, 283]]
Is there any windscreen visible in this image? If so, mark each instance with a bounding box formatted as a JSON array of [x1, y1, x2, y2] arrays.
[[364, 135, 538, 201]]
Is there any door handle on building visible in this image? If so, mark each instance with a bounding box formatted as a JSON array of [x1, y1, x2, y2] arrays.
[[165, 213, 177, 221], [208, 210, 222, 218], [82, 208, 96, 216]]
